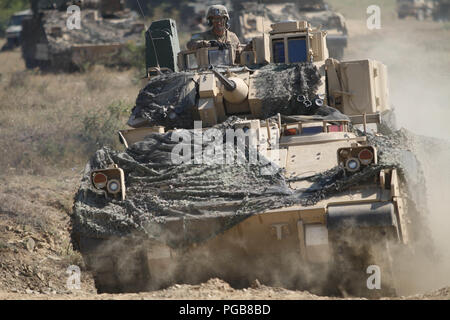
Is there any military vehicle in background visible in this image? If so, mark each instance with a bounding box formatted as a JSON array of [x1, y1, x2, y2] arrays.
[[230, 0, 348, 60], [1, 9, 33, 51], [432, 0, 450, 21], [21, 0, 145, 71], [296, 0, 348, 60], [176, 1, 347, 59], [396, 0, 434, 20], [71, 16, 427, 297]]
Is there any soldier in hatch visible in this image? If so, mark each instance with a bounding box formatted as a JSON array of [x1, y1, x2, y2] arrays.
[[186, 4, 241, 57]]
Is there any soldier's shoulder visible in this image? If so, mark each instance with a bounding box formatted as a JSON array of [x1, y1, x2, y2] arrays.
[[228, 31, 240, 42]]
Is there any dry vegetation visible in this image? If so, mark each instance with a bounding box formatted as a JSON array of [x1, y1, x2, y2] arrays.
[[0, 39, 140, 296], [0, 44, 140, 175]]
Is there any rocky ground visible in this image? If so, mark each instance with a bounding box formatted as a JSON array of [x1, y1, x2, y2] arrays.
[[0, 8, 449, 300], [0, 172, 96, 297]]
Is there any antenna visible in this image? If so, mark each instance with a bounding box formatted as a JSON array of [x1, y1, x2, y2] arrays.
[[260, 0, 265, 37], [136, 0, 160, 69], [135, 0, 148, 29]]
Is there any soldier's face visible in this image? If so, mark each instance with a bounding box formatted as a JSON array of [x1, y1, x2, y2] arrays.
[[211, 16, 226, 32]]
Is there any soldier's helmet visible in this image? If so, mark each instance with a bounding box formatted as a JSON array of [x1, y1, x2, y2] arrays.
[[206, 4, 230, 22]]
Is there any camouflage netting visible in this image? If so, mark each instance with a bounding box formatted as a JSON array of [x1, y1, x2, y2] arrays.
[[39, 9, 143, 53], [130, 71, 198, 129], [233, 1, 344, 31], [251, 64, 322, 116], [72, 111, 431, 248], [129, 63, 322, 130], [73, 117, 301, 248], [21, 8, 144, 70], [283, 126, 428, 209]]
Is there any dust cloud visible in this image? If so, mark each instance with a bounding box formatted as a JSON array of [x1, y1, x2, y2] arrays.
[[345, 19, 450, 294]]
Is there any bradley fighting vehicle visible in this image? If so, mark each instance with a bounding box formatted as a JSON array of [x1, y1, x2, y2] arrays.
[[231, 1, 348, 60], [72, 18, 421, 296], [396, 0, 434, 20], [21, 0, 144, 71]]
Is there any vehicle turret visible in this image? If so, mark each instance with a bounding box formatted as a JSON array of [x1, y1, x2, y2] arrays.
[[137, 19, 387, 128]]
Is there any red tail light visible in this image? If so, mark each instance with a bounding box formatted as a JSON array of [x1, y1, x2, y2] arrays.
[[328, 125, 343, 132], [284, 128, 298, 136], [358, 148, 374, 165], [92, 173, 107, 189]]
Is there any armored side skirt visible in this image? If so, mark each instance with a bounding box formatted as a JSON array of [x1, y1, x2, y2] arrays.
[[327, 202, 397, 230]]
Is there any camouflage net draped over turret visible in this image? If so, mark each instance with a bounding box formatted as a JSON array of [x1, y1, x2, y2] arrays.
[[129, 63, 322, 130]]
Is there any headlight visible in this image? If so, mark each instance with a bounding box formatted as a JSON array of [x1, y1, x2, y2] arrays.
[[337, 145, 377, 173], [107, 179, 121, 194], [346, 158, 361, 172]]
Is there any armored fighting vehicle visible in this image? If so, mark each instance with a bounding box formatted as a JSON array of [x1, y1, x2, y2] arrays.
[[72, 18, 426, 296], [1, 9, 33, 51], [432, 0, 450, 21], [396, 0, 434, 20], [230, 1, 348, 60], [21, 0, 145, 71]]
